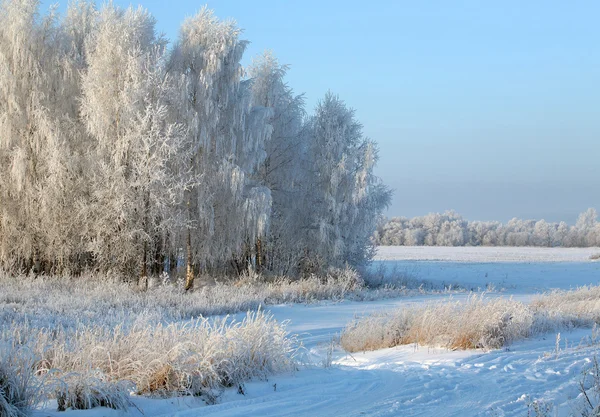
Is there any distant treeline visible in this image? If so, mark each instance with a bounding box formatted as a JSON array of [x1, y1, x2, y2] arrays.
[[374, 208, 600, 247]]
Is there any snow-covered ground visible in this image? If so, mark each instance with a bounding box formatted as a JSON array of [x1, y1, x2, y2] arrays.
[[35, 298, 599, 417], [372, 246, 600, 293], [375, 246, 600, 263], [33, 247, 600, 416]]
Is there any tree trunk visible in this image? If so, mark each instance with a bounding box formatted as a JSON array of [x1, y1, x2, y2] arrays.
[[185, 229, 194, 291], [139, 191, 150, 291], [140, 241, 148, 290], [152, 229, 163, 276], [255, 237, 264, 273], [169, 252, 177, 275]]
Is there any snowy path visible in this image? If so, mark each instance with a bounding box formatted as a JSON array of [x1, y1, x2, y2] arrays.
[[191, 333, 595, 417]]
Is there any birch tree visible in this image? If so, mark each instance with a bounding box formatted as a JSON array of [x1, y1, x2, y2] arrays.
[[80, 3, 188, 282], [169, 8, 272, 288], [248, 51, 308, 274], [0, 2, 393, 278], [0, 0, 81, 273], [304, 92, 390, 271]]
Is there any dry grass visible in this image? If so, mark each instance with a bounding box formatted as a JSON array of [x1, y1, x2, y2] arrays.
[[341, 296, 534, 352], [342, 285, 600, 353], [54, 373, 132, 411], [0, 264, 415, 413], [1, 310, 297, 411], [531, 285, 600, 326]]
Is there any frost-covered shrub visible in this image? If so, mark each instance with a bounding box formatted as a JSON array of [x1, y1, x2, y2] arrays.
[[578, 354, 600, 416]]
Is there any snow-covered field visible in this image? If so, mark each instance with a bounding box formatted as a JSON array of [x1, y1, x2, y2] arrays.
[[375, 246, 600, 263], [372, 246, 600, 293], [24, 247, 600, 416]]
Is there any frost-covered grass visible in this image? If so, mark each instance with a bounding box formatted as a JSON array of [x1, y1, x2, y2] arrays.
[[0, 271, 301, 410], [0, 268, 363, 328], [341, 295, 533, 352], [0, 268, 447, 333], [3, 310, 297, 410], [341, 286, 600, 353], [0, 346, 39, 417], [531, 285, 600, 327]]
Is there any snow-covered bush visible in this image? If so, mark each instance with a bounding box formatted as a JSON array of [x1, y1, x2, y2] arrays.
[[578, 355, 600, 416]]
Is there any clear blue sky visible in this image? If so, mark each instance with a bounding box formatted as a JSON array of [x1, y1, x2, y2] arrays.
[[43, 0, 600, 223]]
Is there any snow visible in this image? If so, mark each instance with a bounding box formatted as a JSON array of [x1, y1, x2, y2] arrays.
[[34, 301, 598, 417], [372, 246, 600, 293], [373, 260, 600, 293], [375, 245, 600, 263], [33, 247, 600, 416]]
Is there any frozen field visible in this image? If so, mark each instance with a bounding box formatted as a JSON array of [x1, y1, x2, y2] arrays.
[[372, 246, 600, 292], [375, 246, 600, 263], [30, 247, 600, 416]]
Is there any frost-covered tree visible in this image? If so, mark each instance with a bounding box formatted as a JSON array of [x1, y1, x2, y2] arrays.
[[0, 2, 392, 279], [248, 51, 308, 274], [0, 0, 84, 273], [375, 208, 600, 248], [304, 92, 390, 271], [169, 8, 272, 288], [533, 220, 552, 247], [79, 3, 189, 281]]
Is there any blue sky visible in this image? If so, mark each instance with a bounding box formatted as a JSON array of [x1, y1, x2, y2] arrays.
[[43, 0, 600, 223]]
